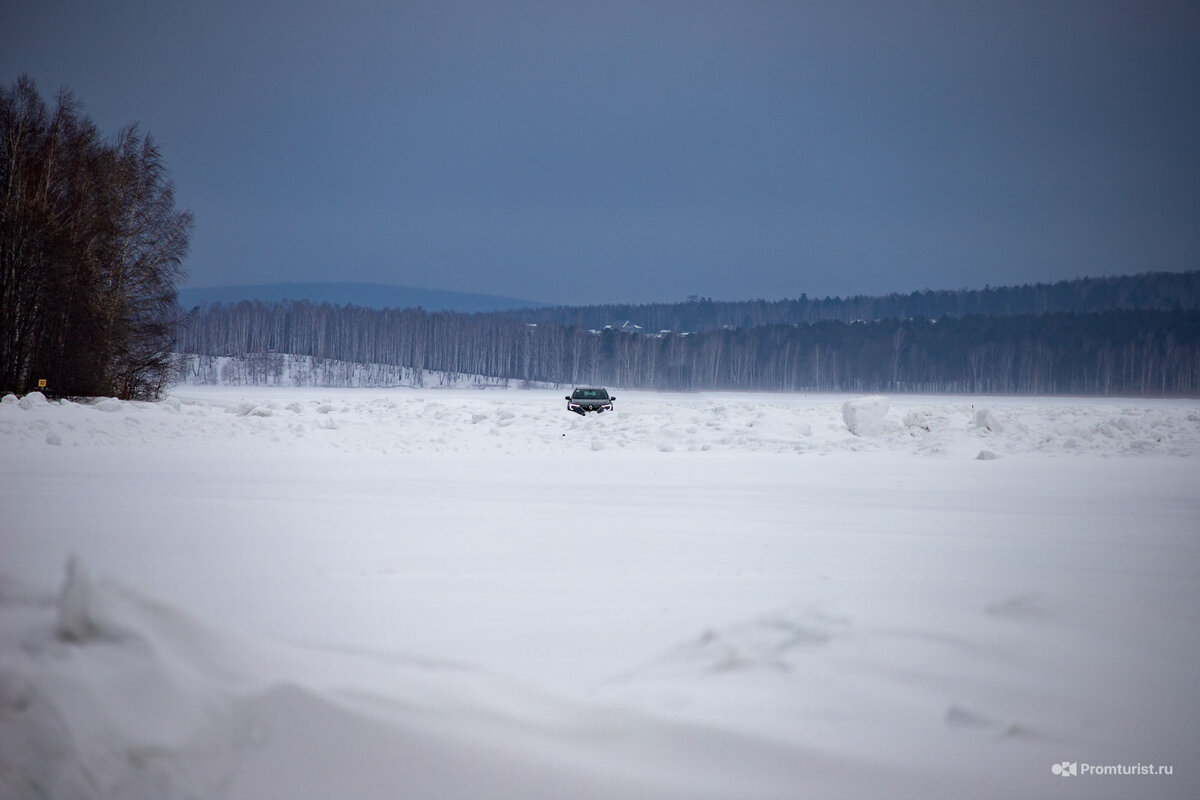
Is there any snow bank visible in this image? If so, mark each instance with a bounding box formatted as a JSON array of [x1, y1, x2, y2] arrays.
[[1, 387, 1198, 457], [91, 398, 125, 413], [176, 353, 556, 390]]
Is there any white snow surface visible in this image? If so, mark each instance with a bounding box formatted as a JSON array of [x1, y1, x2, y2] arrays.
[[1, 387, 1198, 799]]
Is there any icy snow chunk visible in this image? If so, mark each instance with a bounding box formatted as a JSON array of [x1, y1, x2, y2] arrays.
[[842, 396, 890, 436], [45, 432, 62, 446], [18, 391, 48, 410], [974, 408, 1003, 433], [975, 450, 999, 461], [903, 410, 933, 432], [1113, 415, 1137, 432], [232, 401, 272, 417], [57, 556, 96, 642]]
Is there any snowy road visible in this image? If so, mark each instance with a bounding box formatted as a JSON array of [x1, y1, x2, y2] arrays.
[[2, 387, 1198, 798]]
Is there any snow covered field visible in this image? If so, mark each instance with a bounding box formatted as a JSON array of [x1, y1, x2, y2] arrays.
[[2, 387, 1198, 799]]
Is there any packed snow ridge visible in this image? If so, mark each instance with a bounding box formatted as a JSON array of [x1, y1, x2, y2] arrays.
[[3, 387, 1198, 457], [176, 352, 556, 390]]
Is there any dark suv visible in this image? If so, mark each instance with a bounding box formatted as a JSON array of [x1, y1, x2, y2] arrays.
[[566, 387, 615, 415]]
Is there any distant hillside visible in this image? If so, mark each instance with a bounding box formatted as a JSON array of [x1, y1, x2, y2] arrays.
[[178, 282, 546, 313], [503, 271, 1200, 332]]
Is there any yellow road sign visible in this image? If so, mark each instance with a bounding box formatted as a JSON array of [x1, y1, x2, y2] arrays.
[[37, 379, 47, 388]]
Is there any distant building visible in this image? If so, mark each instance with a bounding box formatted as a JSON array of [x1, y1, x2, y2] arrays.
[[605, 320, 643, 334]]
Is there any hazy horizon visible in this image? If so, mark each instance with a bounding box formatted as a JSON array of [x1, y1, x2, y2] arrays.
[[5, 1, 1198, 306], [179, 269, 1197, 311]]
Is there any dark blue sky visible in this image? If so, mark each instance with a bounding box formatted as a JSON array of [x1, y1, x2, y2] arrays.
[[4, 1, 1198, 305]]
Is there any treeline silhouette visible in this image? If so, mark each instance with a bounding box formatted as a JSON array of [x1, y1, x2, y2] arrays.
[[1, 76, 191, 399], [178, 298, 1200, 395], [502, 271, 1200, 333]]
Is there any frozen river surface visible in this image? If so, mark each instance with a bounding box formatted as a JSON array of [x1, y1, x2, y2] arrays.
[[2, 387, 1198, 799]]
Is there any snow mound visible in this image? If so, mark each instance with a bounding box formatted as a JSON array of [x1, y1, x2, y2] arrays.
[[974, 408, 1003, 432], [18, 392, 48, 410], [842, 396, 891, 436], [1, 393, 17, 405]]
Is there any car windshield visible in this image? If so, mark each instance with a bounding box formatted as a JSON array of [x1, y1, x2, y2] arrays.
[[572, 389, 608, 400]]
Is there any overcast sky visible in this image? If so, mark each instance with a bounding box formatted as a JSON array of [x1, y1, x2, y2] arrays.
[[4, 1, 1198, 305]]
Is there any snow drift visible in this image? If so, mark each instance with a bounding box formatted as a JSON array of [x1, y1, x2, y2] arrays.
[[1, 560, 926, 800]]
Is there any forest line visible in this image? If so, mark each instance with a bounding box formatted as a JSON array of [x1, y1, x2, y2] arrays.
[[177, 300, 1200, 396]]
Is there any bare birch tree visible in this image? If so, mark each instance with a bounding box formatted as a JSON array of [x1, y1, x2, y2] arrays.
[[1, 76, 190, 398]]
